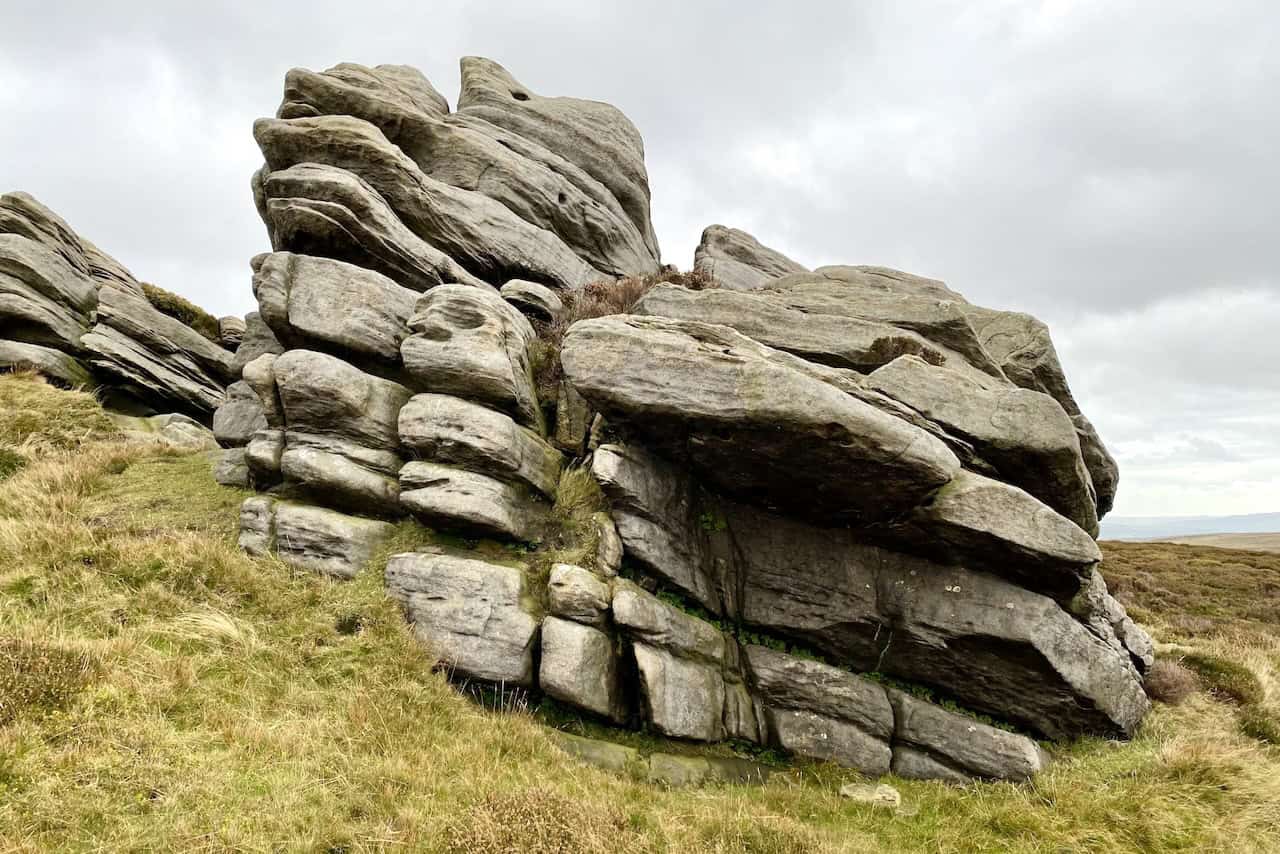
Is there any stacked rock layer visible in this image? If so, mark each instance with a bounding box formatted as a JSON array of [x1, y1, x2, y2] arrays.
[[221, 57, 1152, 784], [0, 192, 237, 418]]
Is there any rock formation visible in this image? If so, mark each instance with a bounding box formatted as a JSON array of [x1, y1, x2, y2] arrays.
[[223, 57, 1149, 784], [0, 191, 233, 419]]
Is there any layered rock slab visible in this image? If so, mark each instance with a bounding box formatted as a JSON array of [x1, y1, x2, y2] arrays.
[[562, 315, 960, 525], [692, 224, 807, 291], [593, 442, 1148, 740], [385, 552, 540, 686], [237, 496, 393, 578]]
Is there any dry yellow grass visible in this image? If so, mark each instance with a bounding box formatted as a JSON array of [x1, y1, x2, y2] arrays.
[[0, 372, 1277, 852]]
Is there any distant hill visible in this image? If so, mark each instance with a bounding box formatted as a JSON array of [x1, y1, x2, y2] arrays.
[[1101, 512, 1280, 541], [1150, 533, 1280, 553]]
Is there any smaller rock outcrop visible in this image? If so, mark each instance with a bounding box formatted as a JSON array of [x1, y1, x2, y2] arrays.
[[692, 225, 807, 291]]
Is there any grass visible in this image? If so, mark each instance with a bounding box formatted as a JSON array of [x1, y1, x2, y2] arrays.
[[0, 370, 1277, 851], [140, 282, 222, 344]]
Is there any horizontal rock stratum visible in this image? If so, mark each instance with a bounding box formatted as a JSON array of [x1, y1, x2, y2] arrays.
[[206, 56, 1152, 783]]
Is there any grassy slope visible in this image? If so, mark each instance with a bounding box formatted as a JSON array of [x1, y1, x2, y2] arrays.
[[0, 373, 1277, 853]]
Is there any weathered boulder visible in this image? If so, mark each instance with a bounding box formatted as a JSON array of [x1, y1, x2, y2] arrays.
[[746, 645, 893, 775], [244, 428, 284, 485], [384, 552, 540, 686], [253, 251, 417, 369], [272, 349, 409, 514], [612, 581, 759, 743], [500, 279, 565, 324], [237, 496, 393, 578], [891, 469, 1102, 601], [457, 56, 660, 269], [213, 381, 268, 448], [398, 461, 545, 541], [563, 315, 960, 525], [0, 233, 97, 351], [254, 115, 600, 289], [866, 354, 1098, 533], [692, 225, 806, 291], [398, 393, 562, 498], [634, 283, 947, 373], [213, 447, 250, 487], [81, 285, 235, 418], [231, 311, 284, 377], [259, 163, 490, 293], [0, 339, 92, 387], [887, 689, 1050, 783], [547, 563, 610, 627], [218, 315, 246, 350], [400, 285, 543, 431], [539, 616, 627, 723]]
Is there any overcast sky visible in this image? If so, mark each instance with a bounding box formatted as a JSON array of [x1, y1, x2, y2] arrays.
[[1, 1, 1276, 519]]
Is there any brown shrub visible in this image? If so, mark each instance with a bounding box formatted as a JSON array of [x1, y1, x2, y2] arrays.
[[1144, 658, 1198, 705]]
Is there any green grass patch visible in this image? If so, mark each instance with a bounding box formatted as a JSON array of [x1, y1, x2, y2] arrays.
[[1181, 653, 1265, 705], [0, 638, 98, 726], [0, 447, 25, 481], [1238, 706, 1280, 746], [140, 282, 221, 343]]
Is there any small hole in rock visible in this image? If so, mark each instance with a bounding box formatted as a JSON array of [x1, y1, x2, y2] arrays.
[[557, 192, 567, 204], [511, 90, 530, 101]]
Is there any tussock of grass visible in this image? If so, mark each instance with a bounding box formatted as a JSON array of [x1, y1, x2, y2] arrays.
[[1182, 653, 1265, 706], [1145, 657, 1198, 705], [0, 638, 98, 726], [0, 371, 119, 452], [0, 448, 25, 482], [140, 282, 221, 343], [0, 374, 1278, 851]]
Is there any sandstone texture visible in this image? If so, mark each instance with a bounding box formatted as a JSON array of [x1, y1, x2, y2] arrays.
[[219, 56, 1144, 785]]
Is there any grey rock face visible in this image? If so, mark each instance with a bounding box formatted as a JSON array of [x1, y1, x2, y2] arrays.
[[273, 349, 408, 450], [595, 444, 1145, 740], [895, 469, 1102, 602], [563, 315, 960, 525], [401, 285, 543, 431], [887, 689, 1050, 782], [254, 115, 600, 290], [237, 496, 277, 556], [213, 448, 250, 488], [254, 252, 417, 368], [271, 349, 409, 514], [500, 279, 565, 324], [807, 265, 963, 301], [0, 339, 92, 387], [866, 354, 1098, 534], [398, 461, 545, 541], [218, 315, 246, 351], [244, 428, 284, 486], [692, 224, 807, 291], [385, 552, 540, 686], [259, 163, 489, 293], [593, 443, 714, 610], [271, 501, 394, 578], [398, 393, 563, 498], [539, 616, 627, 723], [547, 563, 610, 627], [746, 645, 893, 776], [457, 56, 660, 268], [634, 283, 947, 373], [231, 312, 284, 377], [0, 233, 97, 351], [82, 285, 235, 418], [213, 381, 268, 448], [611, 581, 759, 743]]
